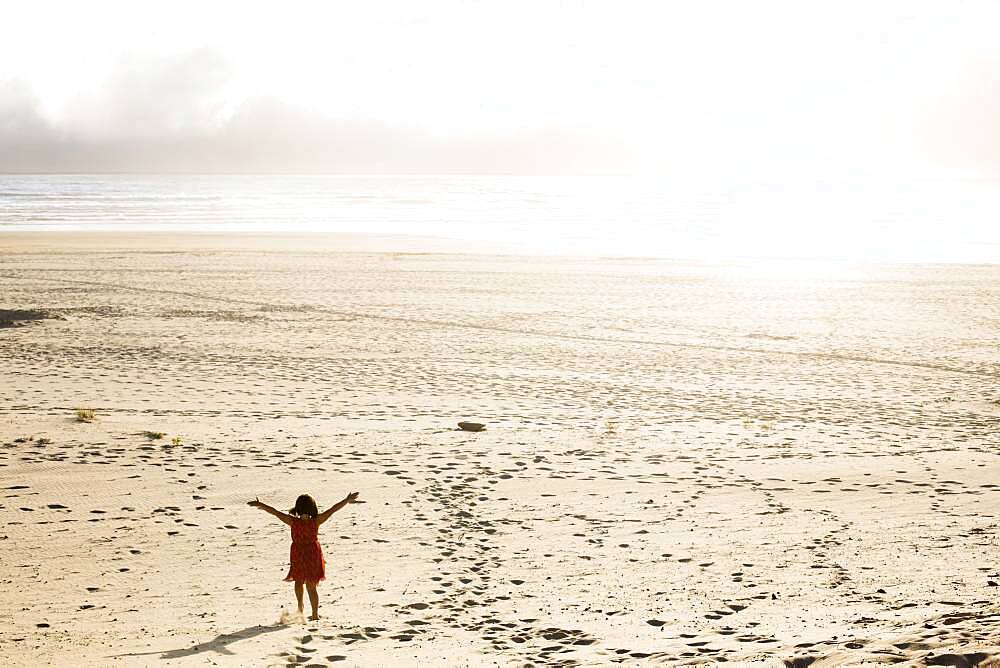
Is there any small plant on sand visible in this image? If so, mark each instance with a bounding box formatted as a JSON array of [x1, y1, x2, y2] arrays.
[[142, 431, 165, 440], [170, 436, 182, 447], [743, 416, 774, 432], [35, 437, 52, 445], [75, 407, 96, 422]]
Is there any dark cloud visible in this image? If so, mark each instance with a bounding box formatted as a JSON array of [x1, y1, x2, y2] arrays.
[[0, 50, 622, 174]]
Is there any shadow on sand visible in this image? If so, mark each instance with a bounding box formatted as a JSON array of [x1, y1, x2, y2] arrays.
[[113, 623, 284, 659]]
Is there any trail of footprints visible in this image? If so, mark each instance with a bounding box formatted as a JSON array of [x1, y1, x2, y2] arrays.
[[4, 424, 999, 665], [269, 449, 605, 666], [266, 440, 831, 665]]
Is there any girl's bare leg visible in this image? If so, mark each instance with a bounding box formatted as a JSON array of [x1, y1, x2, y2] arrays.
[[306, 582, 319, 620], [294, 581, 305, 614]]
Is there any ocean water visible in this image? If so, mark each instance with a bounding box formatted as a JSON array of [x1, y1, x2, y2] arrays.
[[2, 174, 999, 262], [0, 174, 668, 254]]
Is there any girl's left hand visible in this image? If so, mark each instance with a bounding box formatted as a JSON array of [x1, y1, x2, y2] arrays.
[[247, 497, 263, 508]]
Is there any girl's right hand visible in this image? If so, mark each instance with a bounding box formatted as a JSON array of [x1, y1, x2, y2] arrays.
[[346, 491, 360, 502], [248, 497, 263, 508]]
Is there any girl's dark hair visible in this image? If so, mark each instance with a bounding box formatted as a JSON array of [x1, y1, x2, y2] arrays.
[[290, 494, 318, 519]]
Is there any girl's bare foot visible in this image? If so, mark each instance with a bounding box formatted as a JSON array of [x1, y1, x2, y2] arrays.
[[308, 613, 320, 621]]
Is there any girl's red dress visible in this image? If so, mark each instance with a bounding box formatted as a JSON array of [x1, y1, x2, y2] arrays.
[[284, 516, 326, 583]]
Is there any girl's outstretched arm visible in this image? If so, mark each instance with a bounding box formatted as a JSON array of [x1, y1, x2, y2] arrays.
[[318, 491, 360, 525], [247, 498, 296, 525]]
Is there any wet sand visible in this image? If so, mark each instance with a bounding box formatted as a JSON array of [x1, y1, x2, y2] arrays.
[[1, 233, 998, 666]]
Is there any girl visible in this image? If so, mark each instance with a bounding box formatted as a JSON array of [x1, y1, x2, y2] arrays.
[[248, 491, 359, 620]]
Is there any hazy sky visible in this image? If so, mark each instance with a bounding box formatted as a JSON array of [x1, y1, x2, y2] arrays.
[[2, 0, 1000, 177], [4, 2, 1000, 261]]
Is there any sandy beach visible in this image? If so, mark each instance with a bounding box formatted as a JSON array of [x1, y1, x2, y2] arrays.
[[1, 232, 998, 667]]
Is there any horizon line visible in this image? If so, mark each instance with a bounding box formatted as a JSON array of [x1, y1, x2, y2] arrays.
[[0, 171, 633, 178]]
